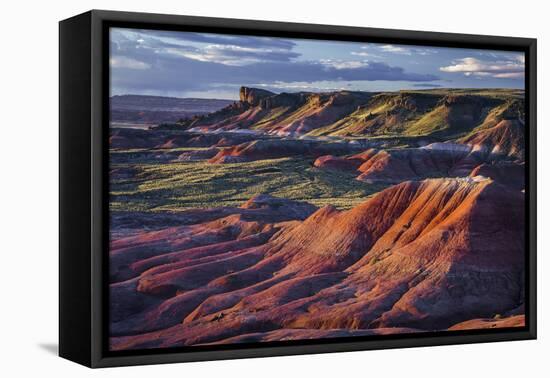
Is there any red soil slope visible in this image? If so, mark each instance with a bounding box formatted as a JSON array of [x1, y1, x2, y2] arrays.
[[208, 138, 355, 163], [460, 119, 524, 159], [314, 141, 524, 185], [314, 144, 471, 184], [448, 315, 525, 330], [110, 178, 525, 350]]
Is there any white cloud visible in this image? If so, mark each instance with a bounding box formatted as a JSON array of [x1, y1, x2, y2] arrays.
[[440, 56, 524, 79], [516, 54, 525, 64], [165, 44, 298, 66], [247, 81, 353, 92], [494, 72, 525, 79], [110, 56, 150, 70], [350, 51, 384, 59], [319, 59, 369, 70], [380, 44, 411, 55], [351, 51, 371, 57], [377, 44, 437, 56]]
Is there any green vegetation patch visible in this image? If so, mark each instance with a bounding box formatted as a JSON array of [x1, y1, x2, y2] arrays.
[[110, 153, 386, 212]]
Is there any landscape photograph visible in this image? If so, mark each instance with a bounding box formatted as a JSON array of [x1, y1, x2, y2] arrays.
[[108, 27, 526, 351]]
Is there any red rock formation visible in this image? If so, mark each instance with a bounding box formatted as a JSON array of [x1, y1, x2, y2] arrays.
[[313, 155, 362, 171], [355, 147, 468, 183], [448, 315, 525, 330], [314, 143, 523, 189], [188, 88, 372, 135], [470, 162, 525, 189], [344, 178, 524, 329], [208, 139, 355, 164], [239, 87, 275, 106], [460, 119, 525, 158], [200, 327, 420, 344], [109, 178, 525, 349]]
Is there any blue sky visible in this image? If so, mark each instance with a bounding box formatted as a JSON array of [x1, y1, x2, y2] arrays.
[[110, 28, 525, 99]]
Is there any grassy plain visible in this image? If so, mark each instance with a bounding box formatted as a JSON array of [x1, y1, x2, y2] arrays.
[[110, 149, 385, 212]]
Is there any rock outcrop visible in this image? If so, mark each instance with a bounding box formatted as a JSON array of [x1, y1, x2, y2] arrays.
[[239, 87, 275, 106], [111, 89, 524, 158], [208, 139, 359, 164], [460, 119, 525, 159], [313, 155, 363, 171], [108, 87, 527, 351], [314, 141, 524, 187], [448, 315, 525, 330], [469, 162, 525, 189], [109, 178, 525, 349]]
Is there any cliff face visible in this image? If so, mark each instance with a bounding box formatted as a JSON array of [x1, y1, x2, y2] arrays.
[[190, 87, 373, 136], [179, 87, 524, 153], [239, 86, 275, 106], [109, 88, 525, 163]]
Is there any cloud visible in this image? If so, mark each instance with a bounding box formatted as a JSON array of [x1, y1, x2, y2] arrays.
[[516, 54, 525, 64], [378, 44, 437, 56], [380, 44, 411, 54], [111, 53, 439, 96], [493, 72, 524, 79], [350, 51, 371, 57], [236, 60, 439, 83], [111, 29, 299, 66], [412, 83, 443, 88], [110, 29, 440, 96], [110, 56, 150, 70], [350, 51, 384, 59], [440, 56, 524, 79], [319, 59, 370, 70], [175, 44, 300, 66], [131, 29, 297, 50], [241, 81, 353, 92]]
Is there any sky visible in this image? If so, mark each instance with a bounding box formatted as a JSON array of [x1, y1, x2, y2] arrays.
[[110, 27, 525, 100]]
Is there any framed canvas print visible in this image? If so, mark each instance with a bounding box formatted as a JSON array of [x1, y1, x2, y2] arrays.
[[59, 10, 537, 368]]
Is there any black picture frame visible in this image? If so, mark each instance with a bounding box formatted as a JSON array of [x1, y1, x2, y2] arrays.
[[59, 9, 537, 368]]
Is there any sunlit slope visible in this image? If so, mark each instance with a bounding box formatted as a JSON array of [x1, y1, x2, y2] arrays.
[[181, 87, 524, 143]]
